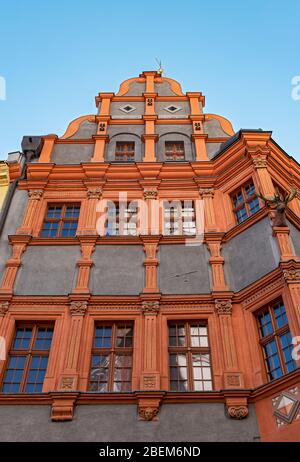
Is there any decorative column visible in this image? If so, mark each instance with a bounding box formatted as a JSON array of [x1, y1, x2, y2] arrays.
[[57, 299, 88, 397], [39, 134, 57, 163], [79, 187, 102, 235], [142, 187, 159, 235], [92, 92, 113, 162], [0, 301, 9, 330], [137, 299, 164, 421], [141, 236, 160, 293], [215, 299, 245, 390], [273, 226, 298, 262], [198, 188, 217, 231], [72, 236, 96, 295], [282, 264, 300, 332], [206, 235, 228, 291], [16, 189, 43, 235], [0, 235, 31, 295], [142, 116, 158, 162]]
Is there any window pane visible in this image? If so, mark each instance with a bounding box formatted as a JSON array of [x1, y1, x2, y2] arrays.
[[273, 302, 288, 329], [34, 327, 53, 351], [13, 328, 33, 349], [280, 331, 297, 373], [249, 197, 260, 215], [113, 354, 133, 392], [245, 183, 256, 198], [94, 326, 112, 348], [258, 311, 273, 337], [116, 325, 133, 348], [263, 340, 283, 380], [47, 206, 62, 219], [1, 355, 26, 393], [89, 355, 110, 391]]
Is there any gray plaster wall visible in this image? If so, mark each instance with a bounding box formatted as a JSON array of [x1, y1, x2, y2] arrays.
[[288, 221, 300, 257], [159, 245, 211, 294], [0, 189, 28, 285], [206, 142, 223, 159], [123, 82, 145, 96], [223, 217, 280, 292], [203, 119, 230, 138], [155, 81, 177, 96], [155, 101, 190, 118], [14, 246, 80, 295], [69, 121, 97, 139], [110, 102, 144, 119], [0, 403, 259, 442], [51, 144, 94, 164], [91, 245, 144, 295], [156, 124, 194, 162]]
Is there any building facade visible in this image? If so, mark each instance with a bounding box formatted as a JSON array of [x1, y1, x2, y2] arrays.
[[0, 71, 300, 441]]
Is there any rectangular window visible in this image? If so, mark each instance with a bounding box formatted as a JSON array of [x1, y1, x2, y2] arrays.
[[168, 322, 213, 391], [165, 141, 185, 161], [257, 300, 297, 381], [1, 324, 54, 393], [115, 142, 135, 162], [231, 181, 260, 224], [164, 200, 196, 235], [41, 203, 80, 237], [105, 201, 138, 236], [89, 323, 134, 392]]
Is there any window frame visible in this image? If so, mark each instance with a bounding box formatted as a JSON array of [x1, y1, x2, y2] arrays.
[[40, 203, 81, 238], [168, 320, 213, 392], [88, 322, 134, 392], [164, 141, 185, 161], [256, 299, 296, 381], [115, 141, 135, 162], [0, 322, 54, 393], [230, 180, 260, 224]]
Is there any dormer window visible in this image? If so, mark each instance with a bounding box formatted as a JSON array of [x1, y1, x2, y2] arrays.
[[115, 142, 135, 162], [165, 141, 185, 161]]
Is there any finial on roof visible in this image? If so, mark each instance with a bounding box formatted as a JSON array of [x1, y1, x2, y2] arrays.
[[155, 58, 164, 76]]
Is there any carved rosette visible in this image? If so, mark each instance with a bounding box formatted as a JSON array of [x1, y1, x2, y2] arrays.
[[143, 189, 158, 200], [215, 299, 232, 315], [198, 188, 214, 198], [283, 268, 300, 281], [60, 377, 75, 390], [69, 301, 88, 316], [228, 406, 248, 420], [0, 301, 9, 316], [28, 189, 43, 200], [141, 301, 160, 316], [87, 188, 102, 200], [139, 406, 159, 421]]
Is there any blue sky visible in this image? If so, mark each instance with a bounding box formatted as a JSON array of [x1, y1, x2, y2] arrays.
[[0, 0, 299, 160]]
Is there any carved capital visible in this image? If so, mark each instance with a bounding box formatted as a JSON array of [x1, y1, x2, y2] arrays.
[[141, 300, 160, 316], [283, 268, 300, 281], [227, 405, 248, 420], [0, 301, 9, 316], [215, 299, 232, 315], [139, 406, 159, 421], [69, 300, 88, 316], [199, 188, 214, 198], [87, 188, 102, 200], [28, 189, 43, 200], [143, 188, 158, 200]]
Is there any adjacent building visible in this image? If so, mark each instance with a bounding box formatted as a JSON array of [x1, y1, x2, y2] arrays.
[[0, 71, 299, 442]]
